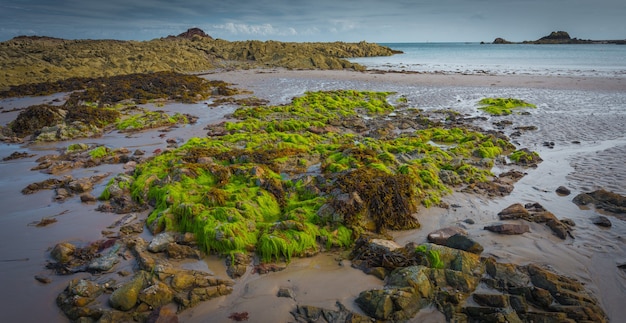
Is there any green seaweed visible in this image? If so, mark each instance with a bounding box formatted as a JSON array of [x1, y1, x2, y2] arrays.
[[478, 98, 537, 116], [109, 90, 521, 263]]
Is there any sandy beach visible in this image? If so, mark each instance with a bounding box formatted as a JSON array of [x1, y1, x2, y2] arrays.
[[0, 69, 624, 322]]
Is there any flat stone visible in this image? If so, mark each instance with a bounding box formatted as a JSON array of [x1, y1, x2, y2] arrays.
[[484, 223, 530, 235], [444, 234, 483, 254]]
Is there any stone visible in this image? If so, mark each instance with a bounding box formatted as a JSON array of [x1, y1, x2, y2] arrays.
[[51, 242, 76, 263], [355, 287, 421, 321], [387, 266, 433, 300], [498, 203, 529, 220], [145, 306, 179, 323], [109, 272, 147, 311], [148, 232, 176, 253], [165, 243, 201, 259], [444, 234, 483, 254], [592, 216, 612, 227], [138, 281, 174, 308], [277, 287, 295, 299], [472, 293, 510, 308], [556, 186, 571, 196], [427, 226, 468, 245], [484, 223, 530, 235], [80, 193, 97, 203]]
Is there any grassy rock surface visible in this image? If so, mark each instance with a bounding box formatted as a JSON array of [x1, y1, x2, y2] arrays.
[[0, 35, 397, 90]]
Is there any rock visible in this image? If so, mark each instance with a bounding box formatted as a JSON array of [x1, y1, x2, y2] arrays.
[[80, 193, 97, 203], [145, 306, 179, 323], [484, 223, 530, 235], [87, 243, 121, 272], [592, 216, 612, 227], [165, 243, 201, 259], [387, 266, 433, 300], [472, 293, 510, 308], [573, 189, 626, 214], [51, 242, 76, 263], [427, 226, 468, 245], [56, 278, 105, 320], [109, 272, 147, 311], [498, 203, 530, 220], [138, 281, 174, 308], [556, 186, 571, 196], [35, 275, 52, 284], [291, 302, 371, 323], [444, 234, 483, 254], [355, 287, 421, 321], [226, 252, 250, 278], [148, 232, 176, 253], [277, 287, 295, 299]]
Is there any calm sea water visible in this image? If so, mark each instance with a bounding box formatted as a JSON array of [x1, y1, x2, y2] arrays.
[[349, 43, 626, 77]]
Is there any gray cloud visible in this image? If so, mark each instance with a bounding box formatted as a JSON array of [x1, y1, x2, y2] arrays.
[[1, 0, 624, 42]]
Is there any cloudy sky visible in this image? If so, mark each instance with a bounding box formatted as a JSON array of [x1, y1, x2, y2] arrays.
[[1, 0, 624, 43]]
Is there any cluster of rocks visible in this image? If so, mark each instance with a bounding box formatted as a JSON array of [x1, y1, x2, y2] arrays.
[[496, 202, 573, 239], [491, 31, 626, 45], [295, 236, 607, 323], [50, 231, 234, 322]]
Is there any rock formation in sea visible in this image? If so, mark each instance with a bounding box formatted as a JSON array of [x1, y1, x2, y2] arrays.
[[491, 30, 626, 44]]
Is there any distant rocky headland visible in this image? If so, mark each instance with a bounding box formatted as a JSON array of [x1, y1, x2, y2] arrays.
[[490, 31, 626, 45], [0, 28, 400, 90]]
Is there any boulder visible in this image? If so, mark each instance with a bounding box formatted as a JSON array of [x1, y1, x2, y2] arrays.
[[387, 266, 433, 300], [148, 232, 176, 253], [444, 234, 483, 254], [484, 223, 530, 235], [355, 287, 421, 321], [51, 242, 76, 263], [109, 272, 148, 311]]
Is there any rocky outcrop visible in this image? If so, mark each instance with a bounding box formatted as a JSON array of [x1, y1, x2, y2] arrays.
[[346, 239, 607, 322], [0, 29, 398, 90], [493, 31, 626, 45]]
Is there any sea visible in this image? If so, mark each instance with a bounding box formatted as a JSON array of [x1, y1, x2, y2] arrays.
[[349, 42, 626, 77]]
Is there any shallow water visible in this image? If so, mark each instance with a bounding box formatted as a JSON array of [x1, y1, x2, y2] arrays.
[[1, 72, 625, 322]]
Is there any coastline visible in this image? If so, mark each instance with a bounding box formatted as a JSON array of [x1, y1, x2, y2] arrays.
[[0, 69, 624, 322], [200, 68, 626, 92]]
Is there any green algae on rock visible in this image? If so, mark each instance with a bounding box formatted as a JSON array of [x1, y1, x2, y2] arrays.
[[103, 90, 522, 263], [478, 98, 537, 116]]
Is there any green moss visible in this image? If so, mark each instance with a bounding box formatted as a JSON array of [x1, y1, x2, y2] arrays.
[[478, 98, 537, 116], [415, 245, 444, 269], [116, 110, 188, 131], [121, 90, 520, 263], [89, 146, 110, 159]]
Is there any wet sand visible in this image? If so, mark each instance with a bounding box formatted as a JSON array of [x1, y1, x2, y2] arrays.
[[0, 70, 625, 322]]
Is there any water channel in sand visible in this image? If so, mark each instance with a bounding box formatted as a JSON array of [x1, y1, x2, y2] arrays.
[[0, 70, 624, 322]]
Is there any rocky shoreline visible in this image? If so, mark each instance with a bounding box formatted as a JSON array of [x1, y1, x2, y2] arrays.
[[1, 69, 624, 322]]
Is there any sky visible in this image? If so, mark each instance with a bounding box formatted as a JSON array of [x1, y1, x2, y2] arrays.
[[1, 0, 625, 43]]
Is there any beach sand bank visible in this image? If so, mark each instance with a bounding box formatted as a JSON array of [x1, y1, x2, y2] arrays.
[[0, 70, 624, 322]]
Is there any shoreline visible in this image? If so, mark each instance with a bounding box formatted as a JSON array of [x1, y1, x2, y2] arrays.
[[0, 69, 624, 322], [200, 68, 626, 93]]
